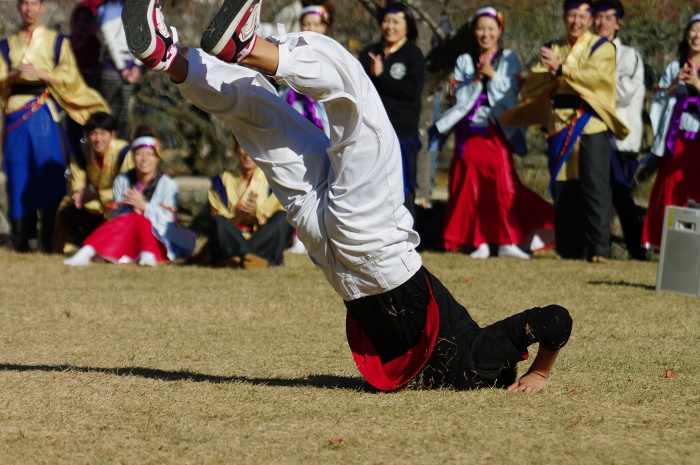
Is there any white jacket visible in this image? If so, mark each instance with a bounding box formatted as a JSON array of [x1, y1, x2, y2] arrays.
[[611, 38, 645, 152], [435, 49, 527, 155], [649, 60, 700, 157]]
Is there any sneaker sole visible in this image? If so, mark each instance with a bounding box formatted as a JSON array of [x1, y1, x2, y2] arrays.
[[122, 0, 158, 58], [201, 0, 259, 55]]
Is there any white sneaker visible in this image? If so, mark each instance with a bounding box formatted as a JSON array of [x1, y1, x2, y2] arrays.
[[529, 234, 546, 251], [138, 251, 158, 266], [469, 243, 490, 259], [498, 244, 531, 259], [288, 234, 307, 254], [63, 245, 96, 266]]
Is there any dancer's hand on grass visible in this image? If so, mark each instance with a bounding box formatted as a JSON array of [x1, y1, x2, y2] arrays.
[[506, 371, 548, 393]]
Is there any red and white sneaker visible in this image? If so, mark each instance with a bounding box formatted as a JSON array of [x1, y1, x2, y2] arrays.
[[122, 0, 177, 71], [200, 0, 261, 63]]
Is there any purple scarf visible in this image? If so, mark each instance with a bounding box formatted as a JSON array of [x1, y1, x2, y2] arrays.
[[453, 92, 490, 158], [665, 95, 700, 156], [284, 89, 324, 131]]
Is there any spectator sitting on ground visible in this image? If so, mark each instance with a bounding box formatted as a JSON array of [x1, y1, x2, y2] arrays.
[[207, 138, 293, 268], [54, 112, 134, 255], [64, 125, 196, 266]]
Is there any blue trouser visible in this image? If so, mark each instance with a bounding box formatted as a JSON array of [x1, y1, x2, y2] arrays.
[[3, 101, 66, 220]]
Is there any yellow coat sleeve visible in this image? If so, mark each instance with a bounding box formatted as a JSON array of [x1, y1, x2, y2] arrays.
[[47, 31, 110, 124], [561, 40, 629, 140], [501, 34, 629, 140], [499, 66, 557, 127]]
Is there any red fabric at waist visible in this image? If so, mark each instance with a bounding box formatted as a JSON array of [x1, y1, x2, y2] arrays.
[[345, 277, 440, 391]]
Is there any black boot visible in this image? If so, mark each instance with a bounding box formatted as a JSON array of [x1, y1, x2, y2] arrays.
[[39, 208, 57, 253], [10, 213, 37, 252]]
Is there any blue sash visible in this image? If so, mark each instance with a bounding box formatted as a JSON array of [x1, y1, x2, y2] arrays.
[[546, 110, 592, 197], [610, 148, 639, 189], [211, 175, 228, 208], [0, 38, 9, 65]]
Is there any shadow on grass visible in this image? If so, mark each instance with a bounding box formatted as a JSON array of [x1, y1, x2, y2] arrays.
[[587, 280, 656, 291], [0, 363, 372, 391]]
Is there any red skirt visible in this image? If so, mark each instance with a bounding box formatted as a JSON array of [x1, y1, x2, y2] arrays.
[[84, 213, 169, 263], [442, 124, 555, 252], [641, 137, 700, 251]]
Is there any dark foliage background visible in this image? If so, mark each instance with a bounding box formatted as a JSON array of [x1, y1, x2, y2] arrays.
[[1, 0, 699, 176]]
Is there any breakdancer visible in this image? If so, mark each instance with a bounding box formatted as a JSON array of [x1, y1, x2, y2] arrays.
[[122, 0, 572, 392]]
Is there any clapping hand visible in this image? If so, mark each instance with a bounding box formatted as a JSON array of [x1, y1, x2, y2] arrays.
[[72, 187, 99, 209], [16, 63, 51, 83], [122, 187, 148, 214], [540, 46, 560, 77], [477, 53, 495, 80], [679, 63, 700, 92], [367, 52, 384, 77], [237, 193, 258, 216], [233, 193, 258, 228]]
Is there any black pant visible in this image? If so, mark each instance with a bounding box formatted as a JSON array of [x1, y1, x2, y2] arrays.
[[209, 211, 293, 265], [10, 208, 57, 253], [55, 204, 105, 251], [345, 267, 572, 390], [611, 151, 646, 260], [555, 132, 612, 259]]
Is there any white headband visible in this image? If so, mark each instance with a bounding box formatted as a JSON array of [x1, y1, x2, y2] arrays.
[[690, 13, 700, 25], [131, 136, 161, 157], [472, 7, 504, 29], [474, 7, 498, 20], [301, 5, 330, 23]]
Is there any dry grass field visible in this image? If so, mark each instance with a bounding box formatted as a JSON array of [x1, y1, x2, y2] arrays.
[[1, 247, 699, 464]]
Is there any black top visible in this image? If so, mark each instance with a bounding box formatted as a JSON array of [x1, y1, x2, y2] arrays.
[[359, 41, 425, 139]]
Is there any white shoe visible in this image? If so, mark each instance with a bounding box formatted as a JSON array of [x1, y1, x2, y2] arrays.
[[469, 243, 490, 259], [288, 234, 307, 254], [528, 234, 546, 251], [63, 245, 96, 266], [498, 244, 531, 259], [138, 251, 158, 267]]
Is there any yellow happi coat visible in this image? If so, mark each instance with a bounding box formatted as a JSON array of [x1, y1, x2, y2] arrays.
[[501, 30, 629, 181], [208, 169, 285, 238], [67, 139, 134, 217], [0, 26, 108, 123]]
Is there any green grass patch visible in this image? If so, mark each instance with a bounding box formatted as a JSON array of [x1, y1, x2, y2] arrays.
[[0, 249, 698, 464]]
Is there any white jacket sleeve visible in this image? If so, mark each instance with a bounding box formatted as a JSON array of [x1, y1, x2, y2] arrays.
[[434, 53, 483, 134], [143, 175, 178, 237], [649, 61, 680, 157]]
